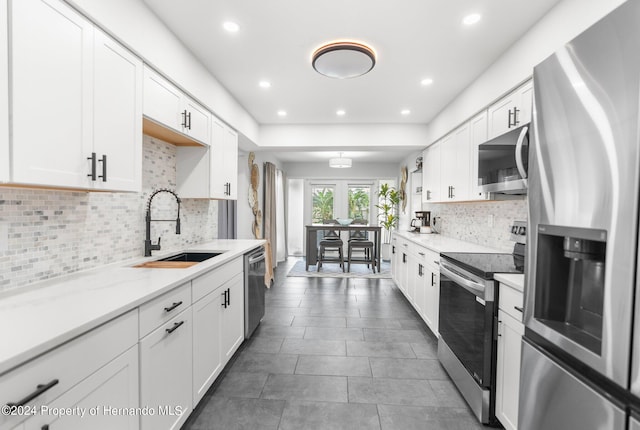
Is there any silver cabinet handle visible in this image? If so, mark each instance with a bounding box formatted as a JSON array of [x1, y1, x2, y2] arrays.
[[515, 126, 528, 187], [440, 261, 486, 299]]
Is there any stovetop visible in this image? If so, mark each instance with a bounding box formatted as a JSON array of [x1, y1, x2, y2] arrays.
[[441, 252, 524, 280]]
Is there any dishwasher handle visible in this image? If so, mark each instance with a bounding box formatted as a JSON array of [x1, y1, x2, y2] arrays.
[[248, 249, 266, 264]]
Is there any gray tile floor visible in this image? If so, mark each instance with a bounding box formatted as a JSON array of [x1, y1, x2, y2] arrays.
[[183, 258, 485, 430]]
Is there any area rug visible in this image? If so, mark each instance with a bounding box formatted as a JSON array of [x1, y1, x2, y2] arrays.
[[287, 259, 392, 279]]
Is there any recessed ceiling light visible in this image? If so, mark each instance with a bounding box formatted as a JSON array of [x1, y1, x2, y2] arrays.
[[421, 78, 434, 86], [259, 81, 271, 89], [401, 109, 411, 116], [277, 110, 287, 117], [223, 21, 240, 32], [463, 13, 481, 26], [336, 109, 346, 116]]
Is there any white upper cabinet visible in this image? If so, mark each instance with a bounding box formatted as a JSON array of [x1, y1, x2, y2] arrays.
[[92, 29, 143, 192], [176, 115, 238, 200], [11, 0, 93, 189], [487, 80, 533, 140], [422, 141, 441, 203], [210, 118, 238, 199], [468, 111, 489, 200], [0, 0, 8, 183], [440, 123, 471, 202], [8, 0, 142, 191], [143, 66, 211, 146]]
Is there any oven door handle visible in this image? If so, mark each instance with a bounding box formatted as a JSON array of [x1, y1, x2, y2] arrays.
[[440, 261, 486, 299]]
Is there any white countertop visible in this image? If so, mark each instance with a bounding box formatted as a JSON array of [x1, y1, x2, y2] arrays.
[[0, 239, 265, 375], [494, 273, 525, 292], [393, 230, 503, 254]]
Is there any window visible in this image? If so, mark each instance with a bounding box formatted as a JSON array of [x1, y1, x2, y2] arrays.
[[348, 185, 371, 222], [311, 186, 335, 223]]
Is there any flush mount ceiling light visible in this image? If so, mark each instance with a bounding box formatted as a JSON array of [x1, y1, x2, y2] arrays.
[[329, 152, 352, 168], [312, 41, 376, 79]]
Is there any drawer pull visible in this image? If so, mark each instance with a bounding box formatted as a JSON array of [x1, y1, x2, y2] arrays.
[[7, 379, 59, 407], [514, 306, 523, 313], [164, 301, 183, 313], [165, 321, 184, 335]]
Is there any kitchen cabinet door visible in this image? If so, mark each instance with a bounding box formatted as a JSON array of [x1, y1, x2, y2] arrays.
[[192, 289, 223, 406], [220, 274, 244, 364], [496, 309, 524, 430], [390, 236, 398, 283], [92, 28, 142, 192], [439, 133, 456, 201], [184, 96, 211, 146], [423, 262, 440, 336], [487, 80, 533, 140], [140, 308, 193, 430], [210, 118, 239, 199], [439, 123, 471, 202], [413, 255, 427, 317], [143, 66, 183, 133], [422, 142, 441, 203], [0, 0, 8, 183], [406, 251, 417, 305], [23, 346, 139, 430], [11, 0, 93, 188], [468, 111, 489, 200]]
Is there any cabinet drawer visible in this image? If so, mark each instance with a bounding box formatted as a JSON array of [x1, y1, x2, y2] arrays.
[[192, 257, 243, 302], [414, 246, 439, 268], [499, 283, 524, 322], [0, 310, 138, 429], [139, 282, 191, 337]]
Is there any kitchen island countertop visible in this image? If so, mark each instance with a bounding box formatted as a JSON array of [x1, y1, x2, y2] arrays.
[[0, 239, 265, 375]]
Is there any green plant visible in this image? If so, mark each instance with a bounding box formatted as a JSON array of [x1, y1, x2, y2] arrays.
[[312, 188, 334, 223], [376, 183, 400, 243], [348, 188, 370, 220]]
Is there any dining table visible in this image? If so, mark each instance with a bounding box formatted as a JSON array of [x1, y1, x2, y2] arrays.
[[305, 224, 383, 272]]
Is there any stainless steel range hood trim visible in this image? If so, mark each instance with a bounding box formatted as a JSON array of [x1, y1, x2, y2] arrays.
[[438, 336, 491, 424], [479, 179, 527, 194]]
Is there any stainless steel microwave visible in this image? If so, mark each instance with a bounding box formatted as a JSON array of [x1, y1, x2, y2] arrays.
[[478, 125, 528, 194]]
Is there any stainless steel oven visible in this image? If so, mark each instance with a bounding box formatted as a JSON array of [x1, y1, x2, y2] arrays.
[[437, 226, 525, 426], [438, 258, 498, 424]]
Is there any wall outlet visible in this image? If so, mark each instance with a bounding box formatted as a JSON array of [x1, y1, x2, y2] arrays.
[[487, 214, 494, 228], [0, 223, 7, 252]]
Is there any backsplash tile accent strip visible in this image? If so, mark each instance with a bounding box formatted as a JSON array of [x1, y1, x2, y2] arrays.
[[0, 135, 217, 292], [423, 199, 527, 252]]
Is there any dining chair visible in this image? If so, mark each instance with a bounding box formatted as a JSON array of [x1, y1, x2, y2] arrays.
[[318, 219, 344, 271], [347, 219, 375, 272]]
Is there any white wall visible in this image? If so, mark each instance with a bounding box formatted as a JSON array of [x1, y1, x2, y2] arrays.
[[396, 151, 424, 232], [284, 162, 398, 179], [426, 0, 626, 143], [260, 124, 428, 149], [67, 0, 259, 144]]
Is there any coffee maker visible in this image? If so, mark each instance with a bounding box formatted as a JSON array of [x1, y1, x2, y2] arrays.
[[415, 211, 431, 233]]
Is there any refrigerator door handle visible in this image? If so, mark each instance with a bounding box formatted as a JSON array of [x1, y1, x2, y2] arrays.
[[515, 126, 528, 187]]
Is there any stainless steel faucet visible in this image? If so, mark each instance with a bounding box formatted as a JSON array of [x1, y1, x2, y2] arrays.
[[144, 188, 181, 257]]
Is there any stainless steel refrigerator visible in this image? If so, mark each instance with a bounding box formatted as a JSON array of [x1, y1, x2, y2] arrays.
[[522, 0, 640, 428]]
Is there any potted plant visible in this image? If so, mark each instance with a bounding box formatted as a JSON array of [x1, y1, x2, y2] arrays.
[[376, 183, 400, 260]]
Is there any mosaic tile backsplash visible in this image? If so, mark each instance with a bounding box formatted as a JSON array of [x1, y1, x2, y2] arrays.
[[0, 136, 218, 292], [423, 198, 528, 252]]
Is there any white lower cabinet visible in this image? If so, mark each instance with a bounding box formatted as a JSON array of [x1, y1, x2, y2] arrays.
[[192, 288, 223, 406], [496, 283, 525, 430], [391, 233, 440, 338], [23, 346, 139, 430], [220, 274, 245, 363], [0, 311, 138, 430], [139, 308, 193, 430]]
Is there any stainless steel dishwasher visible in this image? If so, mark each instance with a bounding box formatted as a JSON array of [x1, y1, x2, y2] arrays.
[[244, 246, 266, 338]]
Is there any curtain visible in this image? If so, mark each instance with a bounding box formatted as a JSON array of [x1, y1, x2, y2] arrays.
[[276, 169, 287, 262], [264, 162, 277, 269], [217, 200, 237, 239]]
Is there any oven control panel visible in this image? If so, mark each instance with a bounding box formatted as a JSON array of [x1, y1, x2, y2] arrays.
[[510, 220, 527, 244]]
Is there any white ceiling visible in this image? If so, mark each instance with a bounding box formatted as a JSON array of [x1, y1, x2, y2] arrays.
[[143, 0, 562, 162]]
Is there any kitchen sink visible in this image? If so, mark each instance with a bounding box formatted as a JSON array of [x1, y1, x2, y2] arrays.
[[156, 252, 223, 262], [133, 251, 224, 268]]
